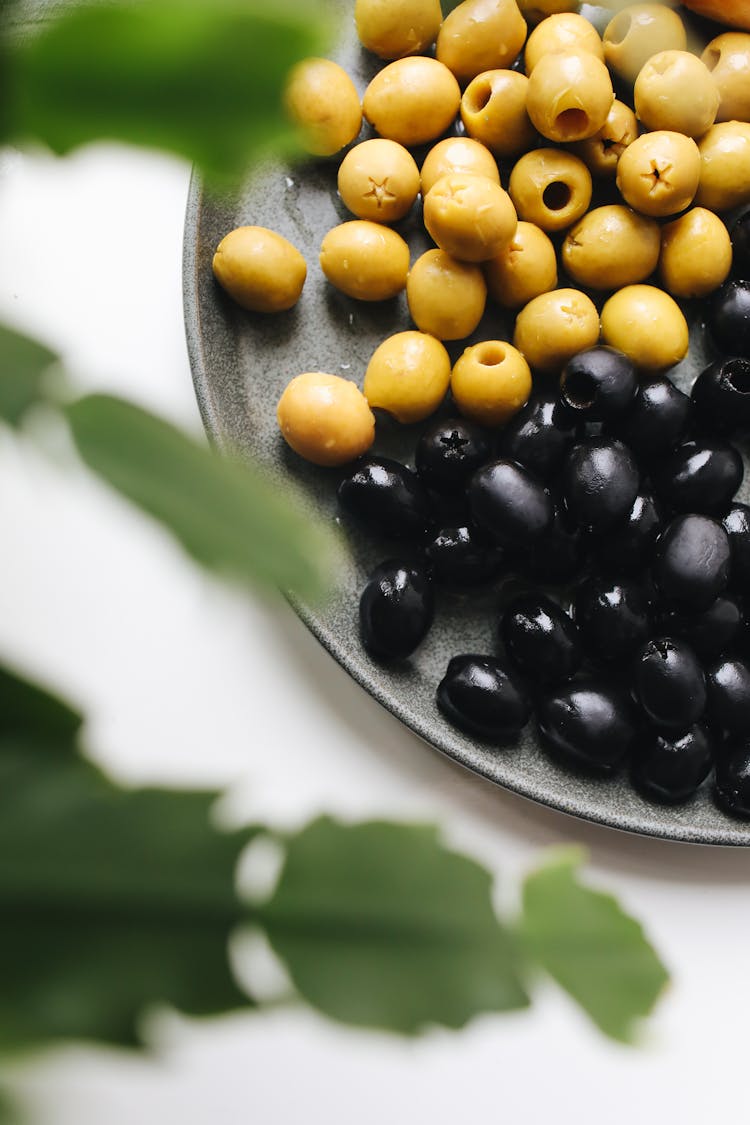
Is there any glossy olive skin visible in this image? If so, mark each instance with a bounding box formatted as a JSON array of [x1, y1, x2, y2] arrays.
[[715, 739, 750, 819], [562, 438, 640, 531], [707, 658, 750, 736], [632, 725, 714, 805], [521, 505, 586, 584], [613, 374, 692, 464], [589, 491, 663, 576], [723, 503, 750, 589], [634, 637, 707, 730], [469, 459, 554, 547], [425, 524, 504, 587], [559, 346, 637, 422], [338, 457, 431, 540], [732, 211, 750, 277], [359, 560, 434, 660], [574, 578, 651, 664], [653, 514, 732, 609], [499, 392, 577, 481], [654, 440, 743, 516], [437, 654, 531, 740], [536, 681, 638, 774], [709, 280, 750, 359], [691, 358, 750, 436], [415, 417, 492, 494], [501, 594, 582, 684], [662, 595, 745, 662]]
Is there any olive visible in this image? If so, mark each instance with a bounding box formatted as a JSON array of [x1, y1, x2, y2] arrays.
[[707, 658, 750, 736], [499, 391, 577, 481], [723, 503, 750, 589], [562, 438, 640, 531], [574, 578, 651, 664], [654, 440, 743, 517], [588, 491, 663, 576], [468, 459, 554, 548], [536, 680, 638, 774], [425, 524, 504, 587], [501, 594, 582, 685], [437, 654, 531, 740], [662, 595, 745, 662], [691, 358, 750, 436], [634, 637, 707, 730], [715, 739, 750, 819], [338, 457, 431, 540], [613, 374, 692, 465], [709, 280, 750, 359], [559, 347, 637, 423], [521, 504, 585, 584], [732, 210, 750, 278], [359, 560, 434, 660], [415, 417, 492, 494], [632, 725, 714, 805], [653, 514, 732, 610]]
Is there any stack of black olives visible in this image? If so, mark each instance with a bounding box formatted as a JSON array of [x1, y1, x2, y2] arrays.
[[340, 213, 750, 820]]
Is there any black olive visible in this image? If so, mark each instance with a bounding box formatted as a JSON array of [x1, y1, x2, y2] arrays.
[[653, 514, 732, 609], [654, 440, 743, 517], [415, 417, 491, 493], [562, 437, 640, 531], [731, 210, 750, 278], [707, 658, 750, 736], [588, 491, 663, 575], [574, 578, 651, 664], [661, 595, 745, 662], [338, 457, 431, 540], [634, 637, 707, 729], [631, 725, 714, 805], [499, 391, 577, 480], [715, 739, 750, 819], [500, 593, 582, 684], [709, 279, 750, 359], [536, 680, 638, 773], [437, 654, 531, 740], [425, 524, 504, 587], [612, 373, 692, 464], [359, 560, 434, 660], [723, 503, 750, 590], [691, 358, 750, 437], [559, 346, 637, 422], [468, 459, 554, 547], [520, 504, 586, 584]]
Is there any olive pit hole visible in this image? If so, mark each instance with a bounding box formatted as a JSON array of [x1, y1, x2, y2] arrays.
[[477, 343, 506, 366], [563, 369, 597, 409], [543, 180, 572, 212], [607, 12, 632, 45], [554, 109, 589, 139], [467, 81, 492, 114], [724, 358, 750, 394]]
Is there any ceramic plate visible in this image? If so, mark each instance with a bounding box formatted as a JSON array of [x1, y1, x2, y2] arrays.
[[183, 5, 750, 846]]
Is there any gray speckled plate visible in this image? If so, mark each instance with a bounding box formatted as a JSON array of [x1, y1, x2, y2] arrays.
[[183, 6, 750, 847]]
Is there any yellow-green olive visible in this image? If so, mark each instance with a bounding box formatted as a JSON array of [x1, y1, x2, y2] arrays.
[[277, 372, 375, 466], [436, 0, 528, 85], [423, 173, 518, 262], [320, 221, 410, 301], [212, 226, 307, 313], [284, 58, 362, 157], [508, 148, 592, 232], [355, 0, 443, 60], [562, 205, 661, 290], [513, 288, 600, 373], [484, 221, 558, 308], [517, 0, 578, 26], [526, 50, 614, 142], [451, 340, 533, 425], [570, 99, 638, 177], [616, 130, 701, 217], [600, 285, 688, 370], [338, 139, 420, 223], [420, 137, 500, 195], [363, 331, 451, 422], [524, 12, 604, 73], [604, 4, 687, 85], [407, 249, 487, 340], [695, 121, 750, 212], [363, 57, 461, 146], [702, 33, 750, 123], [659, 208, 733, 298], [460, 70, 537, 158], [634, 50, 719, 138]]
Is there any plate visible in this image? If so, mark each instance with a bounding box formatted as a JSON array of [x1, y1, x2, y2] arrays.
[[182, 6, 750, 846]]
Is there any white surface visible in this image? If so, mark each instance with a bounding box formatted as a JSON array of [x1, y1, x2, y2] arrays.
[[1, 144, 749, 1124]]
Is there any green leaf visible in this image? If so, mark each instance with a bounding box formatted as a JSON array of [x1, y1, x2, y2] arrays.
[[0, 663, 82, 744], [0, 323, 58, 427], [520, 848, 669, 1043], [261, 817, 529, 1033], [6, 0, 331, 178], [65, 394, 338, 600]]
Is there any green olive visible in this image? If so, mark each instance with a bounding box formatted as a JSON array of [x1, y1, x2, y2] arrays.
[[355, 0, 442, 60], [601, 285, 688, 370], [364, 331, 451, 423], [525, 12, 604, 73], [460, 70, 537, 158], [526, 50, 614, 142], [508, 148, 592, 232], [513, 288, 600, 373], [484, 221, 558, 309], [338, 139, 420, 223], [702, 33, 750, 123], [407, 249, 487, 340], [616, 130, 701, 217], [363, 57, 461, 146], [634, 50, 719, 138], [284, 58, 362, 157], [451, 340, 533, 425], [320, 221, 410, 301], [436, 0, 528, 84], [570, 100, 638, 178], [659, 208, 732, 298], [277, 373, 375, 466], [604, 3, 687, 85], [562, 206, 660, 290], [212, 226, 306, 313], [695, 121, 750, 212], [423, 173, 518, 263], [420, 137, 500, 195]]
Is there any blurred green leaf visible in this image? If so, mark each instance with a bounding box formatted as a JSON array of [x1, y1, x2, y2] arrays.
[[6, 0, 331, 178], [65, 394, 337, 600], [520, 848, 669, 1042], [261, 816, 529, 1033], [0, 323, 58, 427], [0, 663, 82, 744]]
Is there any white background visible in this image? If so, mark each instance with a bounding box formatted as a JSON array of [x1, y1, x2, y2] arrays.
[[0, 143, 748, 1124]]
